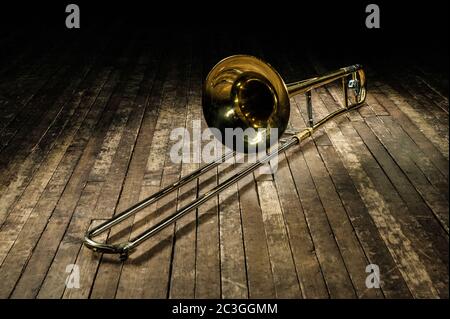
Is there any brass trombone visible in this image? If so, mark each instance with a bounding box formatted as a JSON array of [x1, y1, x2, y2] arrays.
[[84, 55, 366, 260]]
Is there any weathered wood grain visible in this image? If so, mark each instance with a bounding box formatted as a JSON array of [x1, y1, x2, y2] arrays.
[[0, 65, 112, 266], [314, 93, 442, 298], [168, 46, 200, 299], [0, 33, 447, 299], [0, 35, 140, 298]]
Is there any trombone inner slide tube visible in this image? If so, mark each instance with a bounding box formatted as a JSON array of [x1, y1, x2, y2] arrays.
[[83, 55, 366, 260]]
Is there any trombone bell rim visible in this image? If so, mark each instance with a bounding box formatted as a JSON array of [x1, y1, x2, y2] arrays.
[[202, 54, 290, 152]]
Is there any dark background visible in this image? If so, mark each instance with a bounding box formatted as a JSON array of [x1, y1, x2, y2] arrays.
[[1, 1, 448, 60]]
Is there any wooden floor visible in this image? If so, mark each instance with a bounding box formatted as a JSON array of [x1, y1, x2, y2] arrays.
[[0, 28, 448, 299]]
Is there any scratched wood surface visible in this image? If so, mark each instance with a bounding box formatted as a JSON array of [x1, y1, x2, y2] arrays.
[[0, 29, 448, 299]]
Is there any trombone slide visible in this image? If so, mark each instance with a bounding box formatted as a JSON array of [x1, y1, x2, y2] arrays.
[[83, 57, 366, 260]]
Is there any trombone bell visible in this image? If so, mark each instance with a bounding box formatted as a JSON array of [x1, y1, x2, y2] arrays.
[[203, 55, 290, 152]]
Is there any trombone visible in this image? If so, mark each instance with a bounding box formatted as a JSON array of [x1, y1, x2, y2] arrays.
[[84, 55, 366, 260]]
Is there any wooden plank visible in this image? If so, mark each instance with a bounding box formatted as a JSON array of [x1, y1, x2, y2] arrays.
[[289, 64, 410, 298], [368, 88, 448, 178], [362, 72, 448, 185], [413, 74, 448, 113], [298, 53, 444, 298], [9, 56, 144, 298], [235, 171, 276, 298], [62, 219, 109, 299], [257, 49, 327, 298], [168, 46, 199, 299], [317, 144, 412, 298], [0, 38, 78, 151], [0, 59, 68, 157], [74, 61, 151, 299], [0, 32, 61, 107], [67, 48, 165, 300], [90, 48, 190, 298], [0, 37, 138, 298], [113, 53, 187, 295], [137, 53, 192, 299], [217, 156, 248, 298], [72, 57, 156, 299], [314, 83, 448, 278], [302, 112, 383, 299], [0, 60, 87, 221], [281, 53, 377, 298], [36, 50, 159, 298], [288, 88, 382, 298], [0, 65, 112, 266], [354, 119, 448, 234], [86, 103, 135, 182], [327, 126, 439, 297], [256, 180, 302, 298], [7, 34, 144, 298], [113, 53, 168, 299], [345, 121, 447, 297], [394, 67, 448, 114], [388, 71, 448, 140], [366, 64, 447, 119], [286, 143, 356, 298], [363, 116, 449, 232], [0, 38, 60, 132], [383, 116, 448, 199], [0, 69, 120, 298], [0, 38, 99, 206], [352, 120, 449, 297], [110, 52, 183, 298], [194, 38, 221, 299], [0, 39, 112, 228], [373, 81, 449, 160], [117, 184, 162, 298], [314, 90, 441, 298], [1, 59, 119, 260], [276, 89, 357, 298], [194, 165, 221, 298], [363, 93, 390, 117], [274, 150, 329, 299], [36, 182, 103, 298], [0, 24, 118, 134], [300, 138, 383, 298]]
